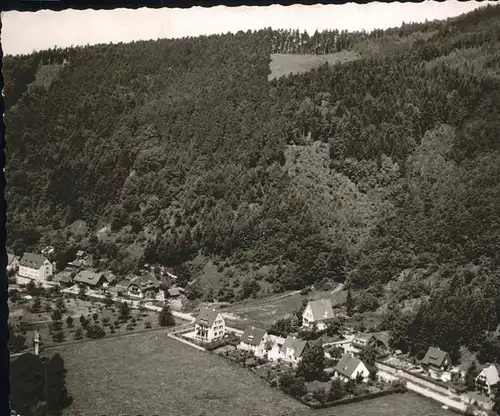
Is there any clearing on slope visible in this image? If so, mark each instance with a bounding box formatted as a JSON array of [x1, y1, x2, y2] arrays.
[[268, 51, 360, 80]]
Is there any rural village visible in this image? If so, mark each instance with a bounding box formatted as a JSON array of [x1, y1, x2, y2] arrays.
[[5, 3, 500, 416], [6, 247, 499, 416]]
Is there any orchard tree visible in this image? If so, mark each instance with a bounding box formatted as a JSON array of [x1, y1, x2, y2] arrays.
[[159, 305, 176, 327], [296, 344, 326, 381]]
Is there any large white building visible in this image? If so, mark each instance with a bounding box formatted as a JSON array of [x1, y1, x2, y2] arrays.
[[302, 299, 335, 331], [18, 253, 53, 282], [194, 306, 226, 343]]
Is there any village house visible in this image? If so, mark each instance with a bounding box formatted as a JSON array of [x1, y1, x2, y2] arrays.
[[238, 326, 272, 358], [421, 347, 452, 372], [476, 364, 500, 397], [75, 250, 86, 260], [267, 335, 286, 361], [74, 269, 108, 288], [194, 306, 226, 343], [53, 270, 74, 287], [127, 274, 161, 299], [302, 299, 335, 331], [66, 258, 84, 272], [276, 336, 308, 366], [346, 332, 391, 356], [6, 253, 20, 272], [41, 246, 55, 260], [18, 253, 53, 282], [167, 286, 182, 298], [334, 354, 370, 383]]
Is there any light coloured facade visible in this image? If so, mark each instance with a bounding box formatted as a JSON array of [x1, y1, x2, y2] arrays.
[[334, 354, 370, 382], [194, 306, 226, 343], [238, 326, 271, 358], [476, 365, 500, 397], [18, 253, 53, 282], [302, 299, 335, 331]]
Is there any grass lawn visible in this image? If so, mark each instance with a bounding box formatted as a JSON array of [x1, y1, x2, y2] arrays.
[[269, 52, 360, 80], [221, 289, 346, 330], [50, 331, 308, 416], [294, 392, 455, 416]]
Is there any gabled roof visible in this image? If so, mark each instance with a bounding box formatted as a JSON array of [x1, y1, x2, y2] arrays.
[[240, 326, 267, 347], [335, 354, 364, 378], [67, 259, 84, 269], [372, 331, 391, 349], [280, 336, 307, 359], [422, 347, 450, 367], [128, 274, 160, 291], [102, 271, 117, 284], [479, 365, 500, 387], [269, 335, 286, 346], [306, 299, 335, 322], [167, 287, 181, 297], [19, 253, 49, 269], [74, 269, 106, 286], [195, 306, 221, 327], [54, 271, 73, 284]]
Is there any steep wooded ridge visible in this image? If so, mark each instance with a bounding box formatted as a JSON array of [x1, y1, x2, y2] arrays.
[[4, 3, 500, 330]]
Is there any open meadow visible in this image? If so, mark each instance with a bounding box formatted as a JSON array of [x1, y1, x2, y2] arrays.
[[268, 52, 360, 80], [220, 288, 347, 330], [294, 392, 454, 416], [51, 331, 308, 416]]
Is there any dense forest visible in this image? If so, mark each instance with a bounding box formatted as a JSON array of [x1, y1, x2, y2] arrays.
[[4, 5, 500, 353]]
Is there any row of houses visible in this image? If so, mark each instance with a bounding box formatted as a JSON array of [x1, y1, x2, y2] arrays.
[[192, 299, 371, 383], [8, 249, 183, 301]]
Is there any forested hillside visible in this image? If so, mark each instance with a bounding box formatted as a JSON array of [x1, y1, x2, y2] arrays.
[[4, 3, 500, 331]]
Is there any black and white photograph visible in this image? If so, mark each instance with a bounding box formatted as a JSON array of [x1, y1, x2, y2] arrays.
[[3, 1, 500, 415]]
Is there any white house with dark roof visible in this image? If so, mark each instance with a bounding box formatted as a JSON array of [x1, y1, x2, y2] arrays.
[[7, 253, 20, 272], [334, 354, 370, 382], [74, 269, 107, 288], [238, 326, 271, 358], [18, 253, 53, 282], [302, 299, 335, 330], [274, 335, 308, 366], [421, 347, 451, 371], [194, 306, 226, 343], [476, 364, 500, 396]]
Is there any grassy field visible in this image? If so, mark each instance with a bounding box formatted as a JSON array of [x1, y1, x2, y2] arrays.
[[220, 288, 347, 330], [294, 392, 454, 416], [51, 331, 308, 416], [269, 52, 360, 80]]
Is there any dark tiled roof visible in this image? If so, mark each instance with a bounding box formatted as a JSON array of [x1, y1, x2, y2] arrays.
[[335, 354, 363, 378], [167, 287, 181, 297], [74, 269, 106, 286], [240, 326, 267, 346], [54, 271, 73, 284], [195, 306, 221, 327], [280, 336, 307, 359], [19, 253, 48, 269], [422, 347, 450, 367], [128, 274, 160, 291]]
